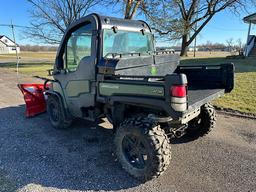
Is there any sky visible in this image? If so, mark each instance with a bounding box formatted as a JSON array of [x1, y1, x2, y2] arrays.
[[0, 0, 255, 47]]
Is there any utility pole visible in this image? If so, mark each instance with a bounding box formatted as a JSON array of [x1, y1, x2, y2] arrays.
[[193, 28, 197, 57], [10, 20, 20, 81], [193, 0, 199, 58]]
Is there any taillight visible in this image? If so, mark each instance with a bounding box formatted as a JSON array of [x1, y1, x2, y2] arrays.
[[170, 85, 187, 97]]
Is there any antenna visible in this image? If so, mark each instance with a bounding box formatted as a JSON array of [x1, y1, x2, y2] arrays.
[[10, 20, 20, 83]]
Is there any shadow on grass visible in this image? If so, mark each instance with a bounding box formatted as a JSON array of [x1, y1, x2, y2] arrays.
[[180, 57, 256, 73], [0, 105, 141, 191]]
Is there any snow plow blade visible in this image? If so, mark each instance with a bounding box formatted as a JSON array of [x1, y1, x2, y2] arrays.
[[18, 84, 47, 117]]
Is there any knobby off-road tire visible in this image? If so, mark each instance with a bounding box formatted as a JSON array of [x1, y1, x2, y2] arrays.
[[47, 95, 72, 129], [114, 117, 171, 181], [187, 103, 216, 138]]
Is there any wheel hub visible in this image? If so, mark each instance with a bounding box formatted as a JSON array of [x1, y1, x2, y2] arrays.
[[49, 103, 59, 122], [122, 134, 148, 169]]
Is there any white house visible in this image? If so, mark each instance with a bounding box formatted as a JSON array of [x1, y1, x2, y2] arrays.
[[243, 13, 256, 57], [0, 35, 20, 54]]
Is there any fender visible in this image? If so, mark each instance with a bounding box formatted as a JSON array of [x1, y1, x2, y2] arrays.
[[45, 90, 72, 120], [108, 96, 182, 120]]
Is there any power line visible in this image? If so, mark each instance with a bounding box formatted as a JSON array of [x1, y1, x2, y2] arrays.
[[0, 24, 35, 29], [208, 26, 248, 32]]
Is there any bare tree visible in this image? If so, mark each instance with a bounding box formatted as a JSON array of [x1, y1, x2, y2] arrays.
[[27, 0, 100, 44], [142, 0, 255, 56], [106, 0, 144, 19], [226, 38, 234, 52], [236, 38, 244, 55], [205, 40, 213, 53], [124, 0, 143, 19]]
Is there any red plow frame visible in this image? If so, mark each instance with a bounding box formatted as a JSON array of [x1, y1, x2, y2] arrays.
[[18, 84, 47, 117]]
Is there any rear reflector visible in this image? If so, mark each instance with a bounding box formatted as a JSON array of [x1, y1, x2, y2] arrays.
[[170, 85, 186, 97]]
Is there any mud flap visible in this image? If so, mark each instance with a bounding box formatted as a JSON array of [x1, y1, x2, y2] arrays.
[[18, 84, 47, 117]]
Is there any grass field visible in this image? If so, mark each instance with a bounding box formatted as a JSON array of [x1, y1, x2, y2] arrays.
[[0, 51, 56, 60], [0, 62, 53, 77], [0, 51, 255, 114], [0, 52, 54, 77]]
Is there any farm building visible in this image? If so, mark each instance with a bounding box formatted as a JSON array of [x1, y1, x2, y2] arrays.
[[0, 35, 20, 54]]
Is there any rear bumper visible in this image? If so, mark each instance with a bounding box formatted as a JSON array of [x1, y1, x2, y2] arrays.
[[177, 89, 224, 124], [180, 107, 201, 124]]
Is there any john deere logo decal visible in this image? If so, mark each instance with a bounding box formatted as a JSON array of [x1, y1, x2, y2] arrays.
[[151, 65, 157, 75]]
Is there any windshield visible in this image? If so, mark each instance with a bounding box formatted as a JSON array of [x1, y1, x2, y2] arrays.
[[103, 29, 154, 57]]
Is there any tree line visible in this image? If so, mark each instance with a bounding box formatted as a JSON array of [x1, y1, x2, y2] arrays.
[[26, 0, 255, 56], [20, 38, 243, 52], [20, 44, 58, 52]]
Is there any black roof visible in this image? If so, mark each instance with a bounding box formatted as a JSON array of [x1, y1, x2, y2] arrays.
[[98, 14, 151, 32], [243, 13, 256, 24], [0, 35, 19, 47], [67, 13, 151, 33]]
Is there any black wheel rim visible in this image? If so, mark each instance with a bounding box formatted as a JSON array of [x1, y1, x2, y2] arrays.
[[49, 102, 59, 122], [122, 134, 148, 169]]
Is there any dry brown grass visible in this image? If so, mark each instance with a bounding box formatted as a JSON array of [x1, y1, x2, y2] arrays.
[[0, 51, 56, 61], [185, 51, 234, 58]]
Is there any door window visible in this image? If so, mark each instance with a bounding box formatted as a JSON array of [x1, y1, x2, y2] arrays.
[[66, 23, 92, 72]]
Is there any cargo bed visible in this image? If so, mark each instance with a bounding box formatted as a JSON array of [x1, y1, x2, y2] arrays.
[[187, 88, 225, 112], [174, 63, 234, 113]]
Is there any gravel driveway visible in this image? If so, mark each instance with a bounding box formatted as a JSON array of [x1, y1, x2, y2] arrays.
[[0, 68, 256, 192]]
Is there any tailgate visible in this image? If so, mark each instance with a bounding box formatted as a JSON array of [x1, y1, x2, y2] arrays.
[[176, 63, 234, 93], [175, 63, 234, 111]]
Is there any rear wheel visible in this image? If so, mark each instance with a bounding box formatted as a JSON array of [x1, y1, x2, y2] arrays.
[[47, 95, 72, 129], [187, 103, 216, 138], [114, 117, 171, 181]]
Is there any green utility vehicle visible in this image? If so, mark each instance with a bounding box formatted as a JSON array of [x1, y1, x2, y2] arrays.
[[44, 13, 234, 181]]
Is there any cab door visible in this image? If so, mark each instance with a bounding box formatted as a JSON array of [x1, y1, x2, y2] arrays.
[[54, 21, 96, 117]]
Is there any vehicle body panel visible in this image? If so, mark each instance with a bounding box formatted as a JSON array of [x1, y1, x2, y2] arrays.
[[99, 83, 164, 97]]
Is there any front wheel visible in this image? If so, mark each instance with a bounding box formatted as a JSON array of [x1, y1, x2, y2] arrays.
[[47, 95, 72, 129], [114, 117, 171, 181]]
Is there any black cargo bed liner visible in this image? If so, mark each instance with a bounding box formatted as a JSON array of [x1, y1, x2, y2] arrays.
[[187, 88, 224, 111]]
